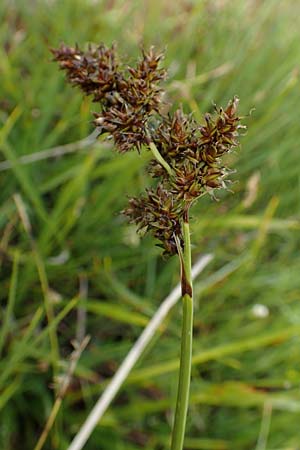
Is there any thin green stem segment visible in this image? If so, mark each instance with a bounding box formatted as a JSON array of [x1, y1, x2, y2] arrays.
[[171, 220, 193, 450], [145, 129, 193, 449], [148, 140, 174, 177], [182, 220, 192, 295]]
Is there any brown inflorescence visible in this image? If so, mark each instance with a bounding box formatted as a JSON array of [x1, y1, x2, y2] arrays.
[[52, 43, 243, 256]]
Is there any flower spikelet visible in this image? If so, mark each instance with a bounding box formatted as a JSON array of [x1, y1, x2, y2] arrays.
[[51, 43, 120, 103], [153, 109, 199, 166], [123, 185, 184, 256], [200, 96, 241, 158]]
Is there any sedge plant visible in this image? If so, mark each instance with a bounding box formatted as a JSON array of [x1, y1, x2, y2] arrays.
[[52, 43, 243, 450]]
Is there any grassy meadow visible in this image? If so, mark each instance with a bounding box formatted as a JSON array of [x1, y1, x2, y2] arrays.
[[1, 1, 300, 449]]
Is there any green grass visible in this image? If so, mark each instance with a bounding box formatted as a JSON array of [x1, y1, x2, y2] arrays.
[[1, 0, 300, 449]]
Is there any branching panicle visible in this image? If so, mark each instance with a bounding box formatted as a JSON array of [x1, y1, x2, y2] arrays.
[[52, 43, 243, 256]]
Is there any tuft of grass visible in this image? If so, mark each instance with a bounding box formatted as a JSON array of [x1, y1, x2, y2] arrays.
[[1, 1, 300, 449]]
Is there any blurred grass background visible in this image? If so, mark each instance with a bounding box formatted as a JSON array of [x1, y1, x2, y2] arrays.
[[1, 0, 300, 449]]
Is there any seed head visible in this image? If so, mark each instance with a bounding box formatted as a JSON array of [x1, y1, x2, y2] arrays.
[[52, 43, 243, 256]]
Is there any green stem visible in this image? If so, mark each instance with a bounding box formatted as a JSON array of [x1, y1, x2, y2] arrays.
[[171, 219, 193, 450], [147, 138, 174, 177]]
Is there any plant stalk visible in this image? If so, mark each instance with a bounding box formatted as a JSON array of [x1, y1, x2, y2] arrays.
[[171, 218, 193, 450], [145, 136, 193, 450], [146, 135, 174, 177]]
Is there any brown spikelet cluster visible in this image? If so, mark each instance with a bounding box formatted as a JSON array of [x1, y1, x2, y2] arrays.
[[134, 98, 242, 254], [52, 43, 243, 256], [51, 43, 119, 102], [151, 98, 242, 196], [52, 43, 166, 153], [123, 186, 184, 255]]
